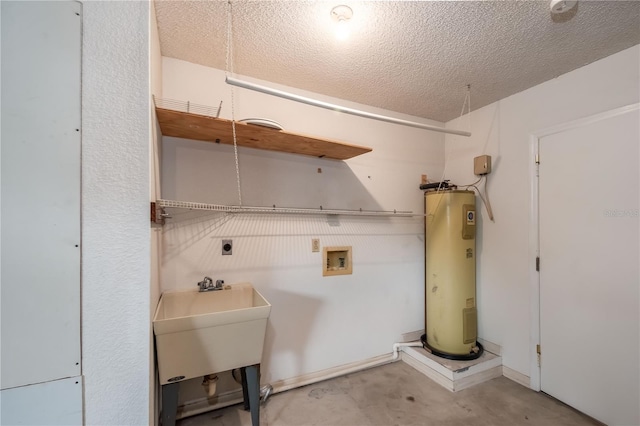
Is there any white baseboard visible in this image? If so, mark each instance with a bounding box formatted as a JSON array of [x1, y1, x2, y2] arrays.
[[176, 353, 395, 420], [502, 365, 531, 388], [401, 329, 424, 343], [477, 338, 502, 356], [176, 388, 245, 420], [271, 354, 394, 393]]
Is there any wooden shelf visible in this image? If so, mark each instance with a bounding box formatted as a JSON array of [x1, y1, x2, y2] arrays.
[[156, 107, 372, 160]]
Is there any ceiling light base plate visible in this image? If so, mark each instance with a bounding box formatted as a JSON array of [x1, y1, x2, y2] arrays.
[[330, 5, 353, 22], [550, 0, 577, 14]]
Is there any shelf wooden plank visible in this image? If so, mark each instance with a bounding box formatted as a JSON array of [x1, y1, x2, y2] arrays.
[[156, 107, 372, 160]]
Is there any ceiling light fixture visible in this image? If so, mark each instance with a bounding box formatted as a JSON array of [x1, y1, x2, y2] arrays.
[[225, 76, 472, 137], [330, 5, 353, 41], [550, 0, 577, 14]]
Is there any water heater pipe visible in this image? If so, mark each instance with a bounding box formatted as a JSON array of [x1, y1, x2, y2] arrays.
[[392, 341, 423, 360], [225, 76, 472, 137]]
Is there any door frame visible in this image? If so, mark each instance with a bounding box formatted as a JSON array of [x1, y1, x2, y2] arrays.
[[527, 102, 639, 392]]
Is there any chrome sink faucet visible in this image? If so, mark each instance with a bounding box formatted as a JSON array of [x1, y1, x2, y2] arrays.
[[197, 277, 224, 292]]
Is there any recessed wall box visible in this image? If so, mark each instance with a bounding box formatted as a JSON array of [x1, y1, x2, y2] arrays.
[[323, 246, 352, 276], [474, 155, 492, 175]]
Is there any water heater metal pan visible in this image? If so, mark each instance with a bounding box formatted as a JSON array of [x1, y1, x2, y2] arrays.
[[421, 334, 484, 361]]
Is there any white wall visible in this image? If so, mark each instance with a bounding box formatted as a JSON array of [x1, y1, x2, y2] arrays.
[[160, 58, 444, 387], [444, 45, 640, 377], [82, 2, 150, 424]]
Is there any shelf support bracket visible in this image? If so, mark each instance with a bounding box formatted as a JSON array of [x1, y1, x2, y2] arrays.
[[151, 201, 166, 226]]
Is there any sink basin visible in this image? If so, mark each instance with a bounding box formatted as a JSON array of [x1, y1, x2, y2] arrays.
[[153, 282, 271, 385]]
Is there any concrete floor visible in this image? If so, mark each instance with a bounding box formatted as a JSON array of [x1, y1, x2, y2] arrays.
[[177, 361, 600, 426]]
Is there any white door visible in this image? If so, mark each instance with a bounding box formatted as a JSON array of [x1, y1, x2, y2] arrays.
[[539, 108, 639, 426]]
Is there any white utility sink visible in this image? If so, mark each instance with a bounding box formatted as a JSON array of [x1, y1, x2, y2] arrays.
[[153, 282, 271, 385]]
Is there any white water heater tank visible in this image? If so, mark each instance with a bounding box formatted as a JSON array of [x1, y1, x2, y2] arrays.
[[424, 190, 478, 357]]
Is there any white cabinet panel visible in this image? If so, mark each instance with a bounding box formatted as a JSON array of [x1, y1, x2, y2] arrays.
[[0, 377, 83, 425], [1, 1, 82, 389]]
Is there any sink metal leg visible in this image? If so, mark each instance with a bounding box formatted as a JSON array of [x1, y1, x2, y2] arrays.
[[245, 365, 260, 426], [240, 367, 250, 411], [161, 382, 180, 426]]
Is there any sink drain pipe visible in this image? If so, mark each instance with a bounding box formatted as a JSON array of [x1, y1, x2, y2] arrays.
[[392, 341, 423, 360], [202, 374, 219, 397]]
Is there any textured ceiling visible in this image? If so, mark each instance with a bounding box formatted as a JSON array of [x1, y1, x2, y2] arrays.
[[155, 0, 640, 122]]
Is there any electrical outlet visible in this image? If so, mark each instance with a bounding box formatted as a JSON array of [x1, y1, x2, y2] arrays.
[[222, 239, 232, 255], [312, 238, 320, 252]]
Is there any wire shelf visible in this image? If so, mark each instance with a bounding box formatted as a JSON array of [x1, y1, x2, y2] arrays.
[[157, 199, 415, 218], [154, 96, 222, 118]]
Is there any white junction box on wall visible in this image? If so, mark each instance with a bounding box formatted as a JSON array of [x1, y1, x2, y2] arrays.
[[474, 155, 492, 175]]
